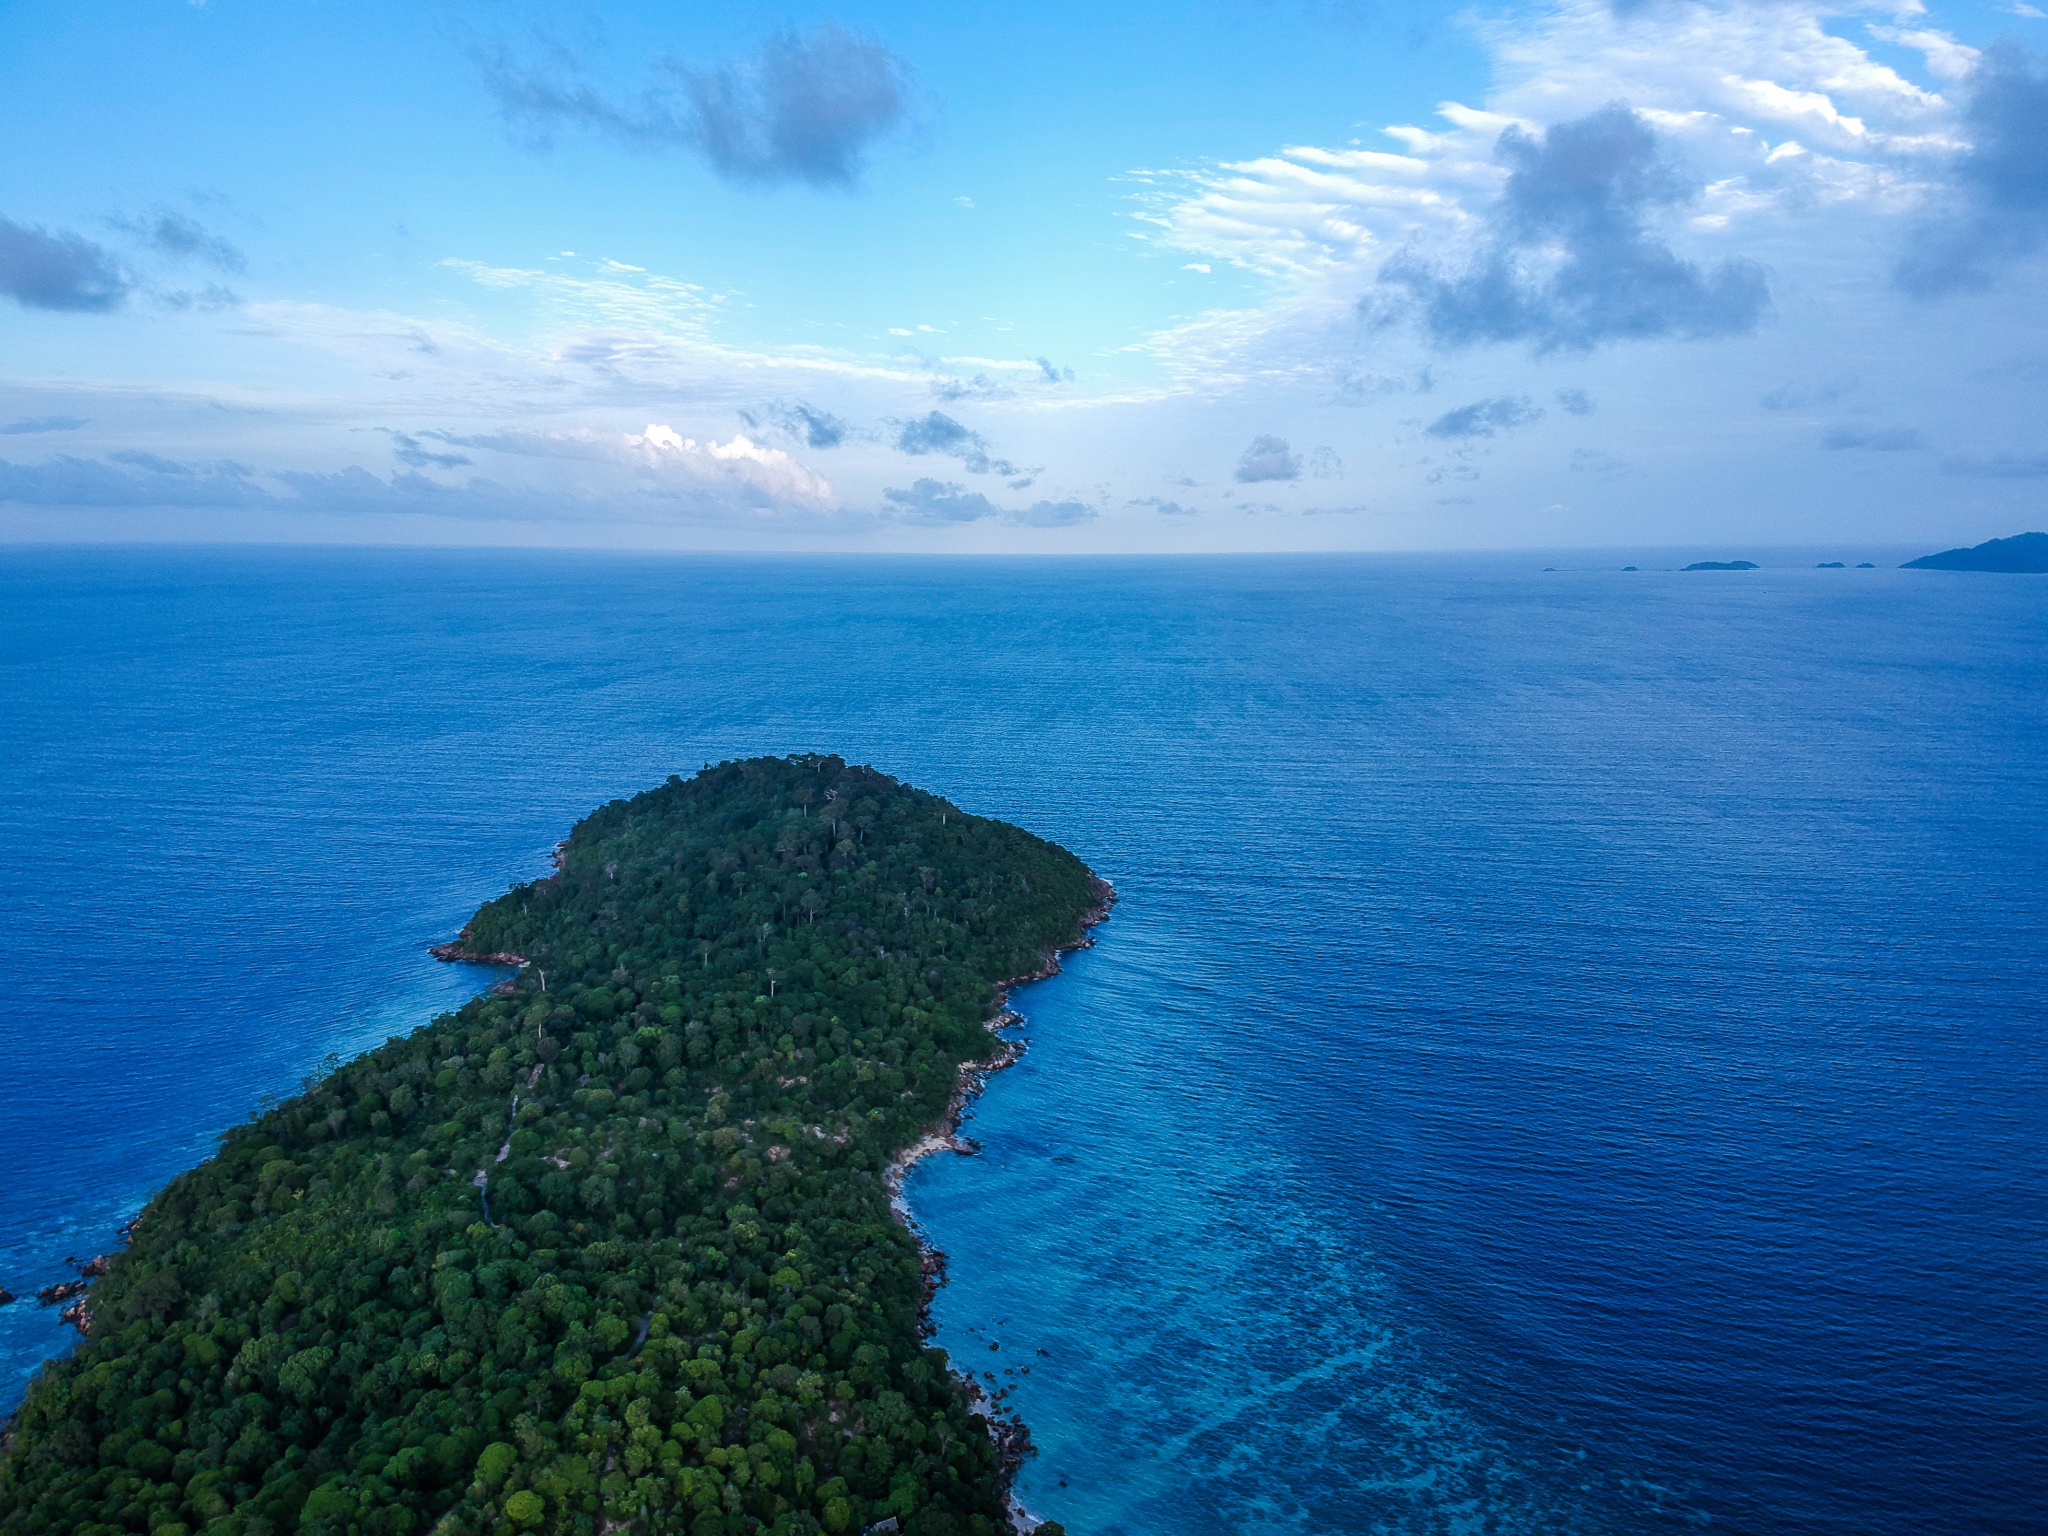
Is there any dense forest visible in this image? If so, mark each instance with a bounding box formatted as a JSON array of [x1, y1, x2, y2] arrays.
[[0, 756, 1106, 1536]]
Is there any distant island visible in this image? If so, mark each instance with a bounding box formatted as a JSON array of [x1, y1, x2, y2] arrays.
[[0, 756, 1109, 1536], [1902, 531, 2048, 572], [1684, 560, 1759, 571]]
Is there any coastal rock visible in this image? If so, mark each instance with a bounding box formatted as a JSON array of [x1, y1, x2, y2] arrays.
[[0, 1285, 14, 1305], [1817, 562, 1845, 568], [1901, 530, 2048, 572], [427, 941, 529, 966], [35, 1279, 88, 1306]]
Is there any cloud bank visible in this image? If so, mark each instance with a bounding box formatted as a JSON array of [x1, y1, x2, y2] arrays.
[[882, 476, 1094, 526], [1897, 43, 2048, 295]]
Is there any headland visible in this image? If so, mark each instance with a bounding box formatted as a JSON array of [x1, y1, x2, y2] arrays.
[[0, 756, 1103, 1536]]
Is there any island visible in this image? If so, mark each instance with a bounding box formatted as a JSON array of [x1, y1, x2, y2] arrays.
[[1683, 560, 1759, 571], [0, 756, 1108, 1536], [1901, 531, 2048, 572]]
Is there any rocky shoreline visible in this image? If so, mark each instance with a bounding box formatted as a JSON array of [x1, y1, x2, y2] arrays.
[[12, 1233, 129, 1343], [882, 875, 1115, 1534], [426, 942, 529, 967], [427, 842, 569, 973]]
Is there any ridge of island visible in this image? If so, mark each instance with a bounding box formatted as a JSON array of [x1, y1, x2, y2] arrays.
[[1901, 531, 2048, 572], [0, 755, 1109, 1536]]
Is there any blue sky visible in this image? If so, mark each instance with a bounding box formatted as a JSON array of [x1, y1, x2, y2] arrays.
[[1, 0, 2044, 550]]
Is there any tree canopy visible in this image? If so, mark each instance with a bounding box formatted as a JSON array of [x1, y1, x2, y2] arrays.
[[0, 756, 1104, 1536]]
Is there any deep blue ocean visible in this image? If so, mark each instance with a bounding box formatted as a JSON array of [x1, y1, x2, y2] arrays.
[[2, 546, 2043, 1536]]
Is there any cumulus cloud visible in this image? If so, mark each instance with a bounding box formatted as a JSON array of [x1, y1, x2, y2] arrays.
[[1426, 395, 1544, 438], [479, 25, 907, 189], [1821, 423, 1925, 450], [1897, 43, 2048, 296], [1378, 104, 1770, 352], [882, 477, 1000, 523], [112, 209, 245, 272], [739, 400, 849, 448], [0, 218, 131, 312], [629, 424, 836, 507], [1035, 356, 1074, 383], [1556, 388, 1595, 415], [0, 415, 88, 434], [893, 410, 1021, 476], [1130, 496, 1199, 516], [1235, 434, 1302, 482]]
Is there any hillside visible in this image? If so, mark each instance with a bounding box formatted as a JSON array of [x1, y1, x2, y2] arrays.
[[0, 756, 1106, 1536]]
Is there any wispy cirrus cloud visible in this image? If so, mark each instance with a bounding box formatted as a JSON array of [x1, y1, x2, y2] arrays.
[[0, 415, 89, 435], [1124, 0, 1973, 385]]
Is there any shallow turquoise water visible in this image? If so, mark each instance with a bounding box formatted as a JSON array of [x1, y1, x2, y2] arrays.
[[1, 547, 2042, 1534]]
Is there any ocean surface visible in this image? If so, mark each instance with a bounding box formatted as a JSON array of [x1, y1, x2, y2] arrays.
[[1, 546, 2043, 1536]]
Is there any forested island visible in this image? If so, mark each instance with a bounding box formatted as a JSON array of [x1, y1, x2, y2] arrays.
[[1902, 531, 2048, 572], [0, 757, 1109, 1536]]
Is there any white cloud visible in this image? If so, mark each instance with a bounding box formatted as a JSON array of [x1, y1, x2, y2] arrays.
[[630, 424, 837, 508], [1125, 0, 1978, 384], [1869, 25, 1983, 82], [440, 257, 722, 340]]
